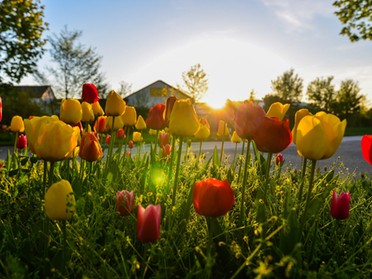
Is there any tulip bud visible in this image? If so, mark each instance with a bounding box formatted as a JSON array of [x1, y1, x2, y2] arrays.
[[10, 115, 25, 133], [146, 104, 166, 130], [330, 190, 350, 220], [361, 135, 372, 166], [81, 102, 95, 122], [79, 132, 102, 162], [169, 99, 199, 137], [266, 102, 290, 121], [94, 116, 107, 133], [136, 204, 161, 243], [128, 140, 134, 149], [82, 83, 99, 103], [105, 90, 126, 116], [116, 190, 135, 216], [121, 106, 137, 126], [133, 132, 143, 143], [116, 128, 125, 139], [194, 118, 210, 141], [60, 99, 82, 125], [44, 180, 76, 221], [159, 131, 169, 147], [230, 131, 242, 143], [105, 134, 111, 144], [216, 120, 229, 137], [135, 115, 147, 130], [92, 101, 104, 117], [275, 153, 284, 166], [234, 102, 266, 140], [162, 144, 172, 158], [16, 134, 27, 149]]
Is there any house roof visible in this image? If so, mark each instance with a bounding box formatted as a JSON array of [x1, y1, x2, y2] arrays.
[[126, 80, 192, 99], [14, 85, 54, 98]]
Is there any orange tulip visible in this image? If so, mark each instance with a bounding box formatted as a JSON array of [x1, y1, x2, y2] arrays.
[[79, 132, 103, 162], [193, 178, 235, 217]]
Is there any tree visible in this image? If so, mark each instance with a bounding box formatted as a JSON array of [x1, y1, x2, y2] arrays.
[[271, 69, 303, 103], [36, 26, 108, 99], [0, 0, 48, 83], [334, 79, 364, 120], [117, 80, 132, 98], [306, 76, 336, 113], [333, 0, 372, 42], [179, 63, 208, 103]]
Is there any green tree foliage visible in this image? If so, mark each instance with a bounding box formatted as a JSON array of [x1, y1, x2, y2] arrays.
[[0, 0, 48, 83], [180, 63, 208, 103], [333, 0, 372, 41], [334, 79, 364, 120], [306, 76, 336, 113], [36, 26, 108, 99], [271, 69, 303, 103]]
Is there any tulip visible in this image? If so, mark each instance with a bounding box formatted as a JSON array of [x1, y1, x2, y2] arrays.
[[16, 134, 27, 149], [44, 180, 76, 221], [194, 118, 211, 141], [116, 128, 125, 139], [275, 153, 284, 166], [105, 116, 124, 131], [159, 131, 169, 147], [128, 140, 134, 149], [295, 112, 346, 160], [253, 117, 292, 153], [330, 190, 350, 220], [24, 116, 79, 162], [105, 134, 111, 144], [81, 102, 95, 122], [234, 102, 266, 140], [149, 129, 157, 136], [136, 204, 161, 243], [169, 99, 200, 137], [133, 132, 143, 143], [266, 102, 290, 121], [79, 132, 102, 162], [146, 104, 166, 130], [10, 115, 25, 133], [94, 116, 107, 133], [292, 108, 312, 145], [92, 101, 104, 117], [116, 190, 135, 216], [361, 135, 372, 166], [164, 96, 177, 126], [193, 178, 235, 217], [82, 83, 99, 103], [0, 96, 2, 122], [162, 143, 172, 158], [216, 120, 229, 137], [135, 115, 147, 130], [230, 131, 242, 143], [121, 106, 137, 126], [60, 98, 82, 125], [105, 90, 126, 116]]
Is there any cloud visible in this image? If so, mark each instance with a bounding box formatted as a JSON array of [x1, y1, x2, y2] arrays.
[[261, 0, 334, 31]]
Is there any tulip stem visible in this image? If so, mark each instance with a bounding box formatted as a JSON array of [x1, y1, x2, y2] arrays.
[[265, 152, 273, 183], [167, 136, 176, 192], [219, 138, 225, 164], [105, 116, 116, 175], [301, 159, 317, 221], [232, 142, 238, 169], [171, 137, 183, 208], [239, 139, 251, 227], [198, 140, 203, 158], [298, 158, 308, 202], [62, 220, 67, 275], [238, 140, 246, 183]]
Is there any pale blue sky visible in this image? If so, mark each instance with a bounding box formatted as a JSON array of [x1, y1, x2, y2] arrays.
[[21, 0, 372, 108]]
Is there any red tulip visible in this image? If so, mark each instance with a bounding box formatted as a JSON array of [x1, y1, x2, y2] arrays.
[[159, 131, 169, 147], [82, 83, 99, 103], [193, 178, 235, 217], [116, 128, 125, 139], [234, 102, 266, 140], [0, 96, 2, 122], [361, 135, 372, 166], [116, 190, 135, 216], [128, 140, 134, 149], [105, 134, 111, 144], [136, 204, 161, 243], [275, 153, 284, 166], [16, 134, 27, 149], [330, 190, 350, 220], [146, 104, 166, 130], [253, 117, 292, 153], [164, 96, 177, 126]]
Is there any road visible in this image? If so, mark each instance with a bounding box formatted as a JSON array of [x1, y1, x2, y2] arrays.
[[1, 136, 371, 175]]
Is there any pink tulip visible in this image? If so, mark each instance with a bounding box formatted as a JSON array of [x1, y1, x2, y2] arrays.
[[136, 204, 161, 243], [116, 190, 135, 216], [330, 190, 350, 220]]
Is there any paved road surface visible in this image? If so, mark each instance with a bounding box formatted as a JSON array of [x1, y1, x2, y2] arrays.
[[1, 136, 371, 175]]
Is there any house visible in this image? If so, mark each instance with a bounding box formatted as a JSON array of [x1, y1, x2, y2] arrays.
[[124, 80, 192, 109], [14, 85, 56, 114]]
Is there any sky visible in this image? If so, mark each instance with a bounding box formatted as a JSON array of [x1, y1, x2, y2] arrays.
[[21, 0, 372, 108]]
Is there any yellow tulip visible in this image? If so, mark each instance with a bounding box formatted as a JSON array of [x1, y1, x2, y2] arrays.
[[295, 112, 347, 160], [149, 129, 157, 136], [292, 108, 312, 145], [230, 131, 242, 143], [92, 101, 104, 117], [25, 116, 79, 161], [10, 115, 25, 133], [133, 131, 143, 142], [60, 98, 82, 124], [105, 116, 124, 131], [216, 120, 229, 137], [266, 102, 290, 121], [44, 180, 76, 220], [81, 102, 95, 122], [105, 90, 126, 116], [169, 99, 199, 137], [194, 119, 210, 141], [135, 115, 147, 130], [121, 106, 137, 126]]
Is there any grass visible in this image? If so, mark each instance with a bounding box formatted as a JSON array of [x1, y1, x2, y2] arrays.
[[1, 132, 372, 278]]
